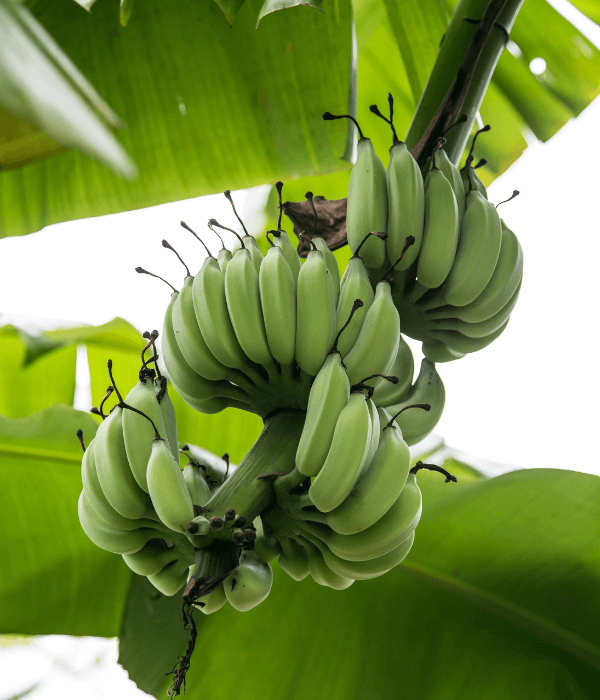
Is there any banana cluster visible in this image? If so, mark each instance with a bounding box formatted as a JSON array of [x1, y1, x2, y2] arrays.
[[335, 109, 523, 363]]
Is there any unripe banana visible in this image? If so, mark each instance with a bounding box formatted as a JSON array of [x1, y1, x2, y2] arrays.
[[295, 248, 336, 376], [305, 472, 421, 561], [181, 443, 237, 483], [195, 584, 228, 614], [297, 536, 354, 589], [421, 339, 466, 363], [430, 321, 509, 354], [363, 398, 380, 474], [416, 167, 460, 289], [242, 234, 264, 275], [343, 280, 400, 390], [371, 335, 414, 407], [122, 378, 166, 492], [217, 248, 233, 273], [386, 140, 425, 270], [309, 392, 372, 512], [182, 462, 212, 506], [312, 236, 340, 306], [461, 164, 488, 198], [335, 255, 375, 357], [78, 491, 159, 554], [94, 406, 153, 520], [278, 537, 310, 581], [441, 189, 502, 307], [259, 245, 296, 366], [169, 383, 250, 415], [384, 359, 444, 445], [224, 550, 273, 611], [122, 541, 180, 576], [147, 437, 194, 533], [435, 146, 465, 225], [295, 352, 350, 477], [323, 407, 411, 535], [346, 138, 388, 268], [225, 248, 274, 367], [156, 378, 179, 461], [147, 558, 191, 596], [253, 518, 282, 563], [272, 230, 301, 283]]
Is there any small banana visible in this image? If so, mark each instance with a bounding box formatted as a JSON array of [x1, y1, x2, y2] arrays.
[[371, 335, 414, 407], [429, 321, 509, 355], [460, 161, 488, 199], [435, 144, 465, 225], [322, 407, 411, 535], [422, 339, 466, 363], [181, 443, 237, 483], [305, 472, 422, 561], [224, 550, 273, 611], [295, 352, 350, 477], [295, 245, 336, 376], [241, 234, 264, 275], [147, 437, 195, 533], [122, 541, 180, 576], [259, 243, 296, 366], [309, 392, 372, 513], [384, 359, 444, 445], [147, 558, 191, 596], [312, 236, 340, 306], [156, 377, 179, 461], [363, 397, 380, 474], [253, 518, 283, 563], [182, 461, 212, 507], [278, 537, 310, 581], [297, 537, 354, 590], [195, 584, 228, 614], [271, 229, 301, 284], [335, 246, 375, 357]]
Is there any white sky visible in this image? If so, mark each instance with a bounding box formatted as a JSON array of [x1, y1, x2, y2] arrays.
[[1, 0, 600, 696]]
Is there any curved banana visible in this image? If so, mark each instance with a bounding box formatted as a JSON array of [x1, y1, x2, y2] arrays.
[[195, 584, 228, 614], [147, 558, 191, 596], [259, 245, 296, 366], [253, 518, 283, 563], [122, 378, 166, 492], [305, 472, 422, 561], [312, 236, 340, 306], [272, 229, 301, 283], [295, 352, 350, 477], [224, 550, 273, 611], [242, 234, 264, 275], [303, 529, 415, 580], [225, 248, 274, 367], [422, 339, 466, 363], [363, 398, 380, 474], [167, 381, 251, 415], [217, 248, 232, 273], [78, 491, 159, 554], [323, 406, 411, 535], [386, 140, 424, 270], [122, 541, 180, 576], [295, 248, 336, 376], [182, 462, 212, 506], [435, 146, 465, 225], [449, 219, 523, 323], [297, 537, 354, 590], [461, 163, 488, 199], [147, 437, 195, 533], [441, 189, 502, 306], [346, 137, 388, 268], [430, 320, 509, 354], [415, 167, 460, 289], [309, 392, 372, 512], [278, 537, 310, 581], [384, 359, 445, 445], [335, 254, 375, 358], [343, 280, 400, 390], [181, 443, 237, 483], [94, 405, 153, 520], [156, 378, 179, 461], [371, 335, 414, 407]]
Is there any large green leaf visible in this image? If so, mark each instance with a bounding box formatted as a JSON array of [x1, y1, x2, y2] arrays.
[[0, 0, 353, 238], [0, 405, 131, 636], [119, 467, 600, 698]]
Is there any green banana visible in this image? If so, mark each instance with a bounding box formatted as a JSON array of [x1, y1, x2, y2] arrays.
[[272, 229, 301, 283], [323, 406, 411, 535], [303, 529, 415, 580], [156, 378, 179, 461], [78, 491, 159, 554], [305, 472, 422, 561], [295, 247, 336, 376], [162, 292, 249, 404], [422, 339, 466, 363], [363, 398, 380, 474], [386, 140, 424, 270], [168, 382, 250, 415], [122, 377, 166, 492], [346, 137, 388, 268], [224, 550, 273, 611], [147, 437, 194, 533], [371, 335, 414, 407], [195, 584, 228, 614], [343, 280, 400, 390], [182, 462, 212, 506], [147, 558, 191, 596], [297, 537, 354, 589], [435, 146, 465, 225], [295, 352, 350, 477], [181, 443, 237, 483], [278, 537, 310, 581], [384, 359, 445, 445], [309, 392, 372, 512], [218, 248, 233, 273], [242, 234, 264, 275], [225, 247, 274, 367], [312, 236, 340, 306], [441, 189, 502, 307], [335, 254, 375, 357], [429, 321, 509, 354], [122, 541, 180, 576], [416, 166, 460, 289], [259, 245, 296, 366], [461, 163, 488, 199], [449, 220, 523, 323], [94, 405, 153, 520], [253, 518, 282, 563]]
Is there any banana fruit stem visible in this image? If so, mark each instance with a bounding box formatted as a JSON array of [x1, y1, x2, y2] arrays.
[[202, 410, 305, 525]]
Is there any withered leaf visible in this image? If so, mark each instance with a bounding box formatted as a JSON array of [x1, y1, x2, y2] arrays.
[[282, 196, 348, 257]]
